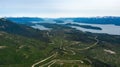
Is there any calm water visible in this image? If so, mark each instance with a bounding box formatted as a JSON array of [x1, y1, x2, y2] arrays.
[[58, 20, 120, 35], [31, 19, 120, 35], [68, 21, 120, 35]]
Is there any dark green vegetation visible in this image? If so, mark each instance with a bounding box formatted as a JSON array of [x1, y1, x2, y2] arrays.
[[0, 18, 120, 67], [0, 18, 49, 42]]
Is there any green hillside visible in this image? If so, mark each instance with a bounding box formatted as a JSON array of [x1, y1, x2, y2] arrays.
[[0, 18, 120, 67]]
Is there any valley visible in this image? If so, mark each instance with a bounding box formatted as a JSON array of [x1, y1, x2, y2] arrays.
[[0, 18, 120, 67], [31, 36, 99, 67]]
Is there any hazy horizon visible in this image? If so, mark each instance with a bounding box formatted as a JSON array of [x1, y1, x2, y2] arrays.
[[3, 16, 120, 18], [0, 0, 120, 18]]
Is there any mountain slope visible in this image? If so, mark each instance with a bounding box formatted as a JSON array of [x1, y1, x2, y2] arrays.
[[0, 18, 49, 42], [0, 32, 52, 67]]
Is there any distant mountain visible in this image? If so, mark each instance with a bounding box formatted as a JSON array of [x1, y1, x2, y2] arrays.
[[66, 16, 120, 26], [7, 17, 44, 24], [7, 16, 120, 26]]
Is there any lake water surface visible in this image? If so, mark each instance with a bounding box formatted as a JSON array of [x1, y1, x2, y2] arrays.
[[68, 21, 120, 35], [31, 20, 120, 35]]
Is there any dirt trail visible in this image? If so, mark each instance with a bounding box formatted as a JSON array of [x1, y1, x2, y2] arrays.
[[32, 52, 57, 67]]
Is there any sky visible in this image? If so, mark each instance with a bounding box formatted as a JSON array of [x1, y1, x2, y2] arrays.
[[0, 0, 120, 18]]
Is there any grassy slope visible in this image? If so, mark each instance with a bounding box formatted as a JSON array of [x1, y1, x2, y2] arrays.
[[0, 32, 53, 67]]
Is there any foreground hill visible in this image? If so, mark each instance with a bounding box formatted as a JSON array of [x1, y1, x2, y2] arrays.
[[0, 32, 51, 67]]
